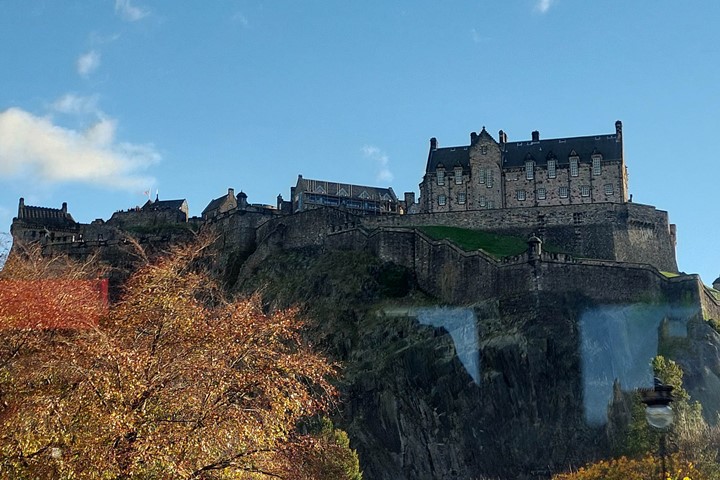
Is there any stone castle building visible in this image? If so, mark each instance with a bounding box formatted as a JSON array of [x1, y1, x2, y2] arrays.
[[290, 175, 399, 215], [9, 120, 682, 277], [420, 121, 627, 213]]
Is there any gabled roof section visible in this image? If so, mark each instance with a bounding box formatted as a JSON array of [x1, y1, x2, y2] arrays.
[[143, 198, 187, 211], [16, 199, 76, 228], [426, 146, 470, 173], [502, 134, 621, 168], [296, 176, 397, 202], [202, 189, 236, 215]]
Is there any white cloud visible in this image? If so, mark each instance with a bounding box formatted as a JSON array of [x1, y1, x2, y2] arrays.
[[51, 93, 100, 116], [535, 0, 555, 13], [77, 50, 101, 77], [362, 145, 394, 183], [0, 108, 158, 190], [115, 0, 149, 21]]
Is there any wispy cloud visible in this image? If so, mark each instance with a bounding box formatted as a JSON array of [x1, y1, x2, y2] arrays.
[[115, 0, 149, 21], [362, 145, 394, 183], [77, 50, 101, 77], [0, 108, 158, 190], [51, 93, 101, 116], [231, 12, 249, 27], [471, 28, 489, 44], [535, 0, 555, 13]]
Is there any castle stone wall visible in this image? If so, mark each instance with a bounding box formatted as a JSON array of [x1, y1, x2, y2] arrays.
[[361, 202, 676, 272]]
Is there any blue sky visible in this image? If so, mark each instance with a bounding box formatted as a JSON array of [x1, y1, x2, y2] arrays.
[[0, 1, 719, 281]]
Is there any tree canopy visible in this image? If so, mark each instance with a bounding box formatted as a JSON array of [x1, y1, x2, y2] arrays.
[[0, 240, 361, 479]]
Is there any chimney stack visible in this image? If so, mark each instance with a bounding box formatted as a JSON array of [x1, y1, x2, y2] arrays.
[[499, 130, 508, 144], [61, 202, 67, 214], [531, 131, 540, 142], [430, 137, 438, 150], [228, 188, 235, 197], [615, 120, 623, 140]]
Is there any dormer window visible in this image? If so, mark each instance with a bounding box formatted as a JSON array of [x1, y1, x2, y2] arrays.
[[338, 188, 348, 197], [437, 169, 445, 185], [547, 159, 557, 178], [359, 191, 370, 199], [315, 185, 326, 194], [592, 155, 602, 176], [570, 157, 579, 177], [454, 167, 463, 184], [525, 161, 534, 180]]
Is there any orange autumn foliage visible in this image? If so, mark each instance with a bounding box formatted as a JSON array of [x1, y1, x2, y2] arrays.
[[552, 454, 703, 480], [0, 239, 358, 479]]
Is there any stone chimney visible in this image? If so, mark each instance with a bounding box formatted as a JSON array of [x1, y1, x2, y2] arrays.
[[531, 131, 540, 142], [499, 130, 508, 144], [430, 137, 438, 151], [615, 120, 623, 141], [61, 202, 67, 214], [228, 188, 235, 198], [404, 192, 415, 206], [18, 197, 25, 218]]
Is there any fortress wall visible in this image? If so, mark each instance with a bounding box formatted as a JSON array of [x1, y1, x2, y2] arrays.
[[700, 284, 720, 321], [256, 207, 359, 250], [362, 202, 675, 270], [326, 228, 371, 252], [108, 209, 186, 228]]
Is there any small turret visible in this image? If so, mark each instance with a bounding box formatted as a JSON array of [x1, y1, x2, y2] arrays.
[[237, 191, 248, 209]]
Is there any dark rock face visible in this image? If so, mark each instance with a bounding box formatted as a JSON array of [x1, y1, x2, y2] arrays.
[[236, 249, 720, 480]]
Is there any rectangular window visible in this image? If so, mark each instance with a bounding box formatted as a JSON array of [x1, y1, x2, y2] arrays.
[[604, 183, 614, 196], [592, 156, 601, 176], [478, 168, 486, 184], [548, 160, 557, 178], [525, 161, 534, 180], [479, 196, 486, 207], [537, 188, 546, 200], [516, 190, 526, 201], [437, 170, 445, 185], [570, 158, 579, 177], [487, 200, 495, 209], [581, 185, 590, 197], [481, 146, 488, 155], [457, 192, 466, 204], [438, 194, 446, 206], [487, 170, 494, 188], [559, 186, 569, 198], [455, 169, 463, 184]]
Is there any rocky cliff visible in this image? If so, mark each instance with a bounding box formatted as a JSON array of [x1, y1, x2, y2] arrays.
[[234, 246, 720, 480]]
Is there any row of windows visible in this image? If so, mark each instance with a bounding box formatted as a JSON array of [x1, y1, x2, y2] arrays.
[[438, 156, 604, 186], [436, 169, 465, 186], [516, 183, 615, 201], [525, 156, 602, 180], [437, 183, 615, 206]]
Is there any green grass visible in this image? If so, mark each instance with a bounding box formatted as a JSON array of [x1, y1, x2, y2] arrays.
[[660, 271, 681, 278], [417, 226, 528, 258]]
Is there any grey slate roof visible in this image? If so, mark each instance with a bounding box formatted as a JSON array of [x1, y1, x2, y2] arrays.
[[18, 206, 76, 227], [202, 195, 229, 214], [297, 177, 398, 202], [426, 132, 622, 173], [143, 199, 186, 211]]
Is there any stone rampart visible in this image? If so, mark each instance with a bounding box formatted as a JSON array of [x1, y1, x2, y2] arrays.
[[360, 202, 677, 272]]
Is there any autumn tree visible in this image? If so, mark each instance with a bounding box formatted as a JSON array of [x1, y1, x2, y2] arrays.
[[0, 238, 360, 479]]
